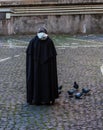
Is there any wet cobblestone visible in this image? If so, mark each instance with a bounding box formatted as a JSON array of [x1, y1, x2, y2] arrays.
[[0, 39, 103, 130]]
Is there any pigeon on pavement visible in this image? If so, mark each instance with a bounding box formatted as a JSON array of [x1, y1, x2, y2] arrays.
[[73, 81, 79, 90], [67, 89, 76, 97], [82, 88, 91, 95], [75, 92, 83, 99]]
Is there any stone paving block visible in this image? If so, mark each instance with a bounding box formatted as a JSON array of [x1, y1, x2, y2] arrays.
[[0, 41, 103, 130]]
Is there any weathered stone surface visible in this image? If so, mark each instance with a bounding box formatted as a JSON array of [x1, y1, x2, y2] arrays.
[[5, 14, 103, 35], [0, 35, 103, 130], [0, 0, 103, 6], [0, 0, 103, 35], [0, 13, 5, 20]]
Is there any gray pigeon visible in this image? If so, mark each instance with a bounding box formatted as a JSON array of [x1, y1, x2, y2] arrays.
[[75, 92, 83, 99]]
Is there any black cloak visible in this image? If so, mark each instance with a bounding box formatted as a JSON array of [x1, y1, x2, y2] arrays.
[[26, 35, 58, 105]]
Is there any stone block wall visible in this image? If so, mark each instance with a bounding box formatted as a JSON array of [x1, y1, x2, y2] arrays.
[[8, 14, 103, 35], [0, 0, 103, 35]]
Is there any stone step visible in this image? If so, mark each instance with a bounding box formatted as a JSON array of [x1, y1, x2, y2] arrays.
[[11, 4, 103, 16], [1, 4, 103, 17], [0, 0, 103, 7]]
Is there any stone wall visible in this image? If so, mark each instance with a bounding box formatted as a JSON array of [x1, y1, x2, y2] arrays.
[[1, 14, 103, 35], [6, 14, 103, 35], [0, 1, 103, 35]]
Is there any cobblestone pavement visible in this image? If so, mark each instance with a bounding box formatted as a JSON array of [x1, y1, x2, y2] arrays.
[[0, 38, 103, 130]]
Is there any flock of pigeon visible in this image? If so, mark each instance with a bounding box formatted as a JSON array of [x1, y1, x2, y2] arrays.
[[58, 82, 91, 99]]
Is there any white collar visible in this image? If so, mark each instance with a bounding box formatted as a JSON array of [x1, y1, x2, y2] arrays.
[[37, 32, 48, 40]]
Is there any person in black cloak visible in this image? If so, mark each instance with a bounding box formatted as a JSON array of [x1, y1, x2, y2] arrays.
[[26, 27, 59, 105]]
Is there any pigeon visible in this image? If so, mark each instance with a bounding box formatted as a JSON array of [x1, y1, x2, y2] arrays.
[[58, 85, 62, 90], [75, 92, 83, 99], [58, 85, 62, 95], [82, 88, 91, 95], [73, 81, 79, 90], [67, 89, 76, 97]]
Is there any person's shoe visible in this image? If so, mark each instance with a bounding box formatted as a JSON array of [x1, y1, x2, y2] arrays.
[[27, 101, 33, 105], [35, 102, 41, 105], [29, 102, 33, 105]]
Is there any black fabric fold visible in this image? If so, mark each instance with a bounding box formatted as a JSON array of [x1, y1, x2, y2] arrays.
[[26, 35, 58, 104], [27, 36, 57, 64]]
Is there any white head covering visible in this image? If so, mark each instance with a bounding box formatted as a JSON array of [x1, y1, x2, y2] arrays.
[[37, 27, 48, 40]]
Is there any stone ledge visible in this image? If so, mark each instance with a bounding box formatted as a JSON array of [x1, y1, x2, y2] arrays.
[[0, 8, 11, 12], [1, 4, 103, 17], [0, 0, 103, 7], [10, 4, 103, 16]]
